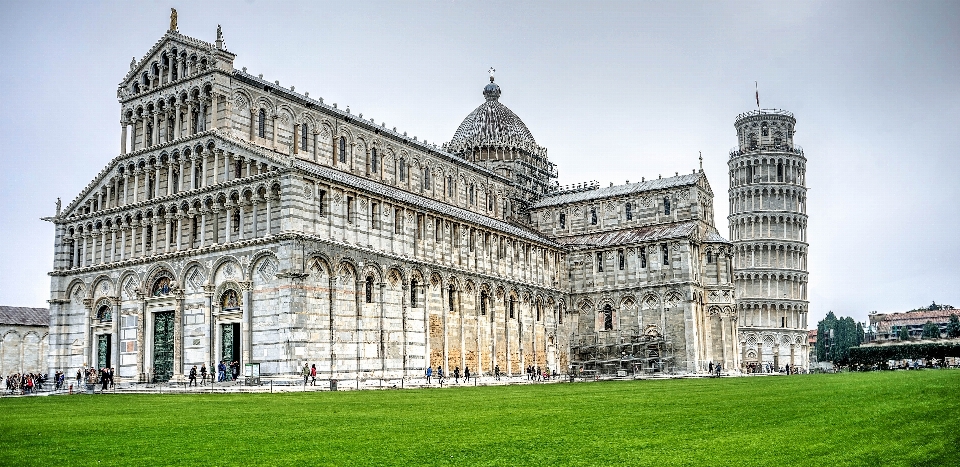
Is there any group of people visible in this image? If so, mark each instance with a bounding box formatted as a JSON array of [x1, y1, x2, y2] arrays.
[[215, 360, 240, 382], [525, 365, 552, 382], [4, 372, 50, 394], [424, 365, 472, 384]]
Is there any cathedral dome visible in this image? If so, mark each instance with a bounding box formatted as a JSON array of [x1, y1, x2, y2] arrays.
[[447, 78, 539, 154]]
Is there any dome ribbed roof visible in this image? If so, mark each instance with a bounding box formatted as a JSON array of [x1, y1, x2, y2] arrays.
[[447, 80, 540, 154]]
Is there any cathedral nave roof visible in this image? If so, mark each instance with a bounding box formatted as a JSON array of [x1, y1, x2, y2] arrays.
[[549, 220, 725, 249], [530, 173, 705, 209]]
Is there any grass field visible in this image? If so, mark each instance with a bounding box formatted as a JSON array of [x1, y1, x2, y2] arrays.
[[2, 370, 958, 466]]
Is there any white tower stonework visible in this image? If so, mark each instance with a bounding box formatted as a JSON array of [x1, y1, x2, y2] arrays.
[[729, 109, 809, 371]]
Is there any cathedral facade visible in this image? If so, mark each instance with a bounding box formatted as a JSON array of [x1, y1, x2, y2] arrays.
[[45, 21, 767, 383]]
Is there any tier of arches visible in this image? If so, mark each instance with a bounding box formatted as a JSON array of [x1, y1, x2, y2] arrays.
[[121, 81, 221, 154], [728, 214, 807, 242], [124, 45, 213, 97], [728, 154, 806, 187], [732, 242, 808, 271], [60, 181, 281, 270], [729, 185, 806, 215]]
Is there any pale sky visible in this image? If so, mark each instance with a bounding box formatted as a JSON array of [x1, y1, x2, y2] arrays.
[[1, 1, 958, 326]]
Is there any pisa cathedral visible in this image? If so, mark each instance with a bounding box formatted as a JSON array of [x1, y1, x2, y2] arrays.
[[44, 17, 808, 383]]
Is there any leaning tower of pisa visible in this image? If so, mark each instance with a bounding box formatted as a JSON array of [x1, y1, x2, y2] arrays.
[[728, 109, 809, 372]]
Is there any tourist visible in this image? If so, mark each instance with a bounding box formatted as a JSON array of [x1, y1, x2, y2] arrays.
[[303, 363, 310, 385], [425, 366, 433, 384], [437, 366, 444, 384], [310, 364, 317, 386], [454, 366, 460, 384], [464, 366, 470, 383], [494, 365, 500, 381], [188, 366, 198, 387], [217, 361, 226, 382], [231, 361, 240, 380], [200, 364, 207, 385]]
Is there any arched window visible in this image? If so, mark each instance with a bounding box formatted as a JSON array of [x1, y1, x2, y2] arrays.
[[371, 148, 378, 173], [423, 168, 431, 190], [596, 252, 604, 272], [448, 284, 455, 311], [480, 290, 488, 316], [399, 159, 406, 181], [777, 162, 784, 182], [536, 302, 541, 321], [301, 122, 309, 150], [221, 289, 240, 310], [749, 134, 758, 150], [707, 250, 713, 264], [559, 212, 566, 229], [625, 202, 632, 220], [365, 276, 374, 303], [338, 136, 347, 163], [152, 276, 172, 296], [640, 246, 647, 268], [97, 305, 112, 323], [509, 297, 516, 319], [447, 175, 454, 197], [558, 304, 563, 325], [410, 279, 419, 307], [590, 208, 597, 225], [663, 197, 671, 215], [603, 305, 613, 330], [469, 184, 475, 204], [761, 122, 768, 136], [618, 249, 625, 270], [258, 109, 266, 138], [662, 243, 670, 265]]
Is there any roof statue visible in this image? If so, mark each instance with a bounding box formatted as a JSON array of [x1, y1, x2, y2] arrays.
[[216, 24, 224, 49], [130, 56, 136, 71], [488, 67, 496, 82], [170, 8, 178, 32], [56, 197, 61, 216]]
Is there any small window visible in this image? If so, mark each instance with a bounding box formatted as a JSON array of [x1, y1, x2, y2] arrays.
[[596, 252, 604, 272], [318, 190, 326, 216], [365, 276, 374, 303], [394, 208, 402, 234], [591, 208, 597, 225], [640, 246, 647, 268], [509, 298, 516, 319], [781, 316, 787, 328], [603, 305, 613, 331], [371, 148, 379, 174], [618, 249, 625, 270], [258, 109, 266, 138], [536, 302, 541, 322], [662, 243, 670, 265], [447, 175, 454, 197], [559, 212, 566, 229], [338, 137, 347, 163], [626, 202, 632, 220], [97, 305, 112, 323], [301, 123, 309, 150], [346, 196, 354, 223], [410, 279, 419, 307], [469, 184, 475, 204], [480, 291, 488, 316], [423, 168, 431, 190], [448, 285, 455, 311], [371, 202, 380, 229], [663, 197, 671, 215], [707, 250, 713, 264], [399, 159, 406, 181], [777, 163, 784, 182], [235, 160, 242, 179], [761, 122, 769, 136]]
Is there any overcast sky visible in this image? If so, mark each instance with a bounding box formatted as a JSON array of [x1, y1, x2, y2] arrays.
[[1, 1, 958, 325]]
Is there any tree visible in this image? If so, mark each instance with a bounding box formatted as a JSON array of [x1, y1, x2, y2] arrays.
[[921, 321, 941, 339], [947, 314, 960, 339], [815, 312, 864, 364], [898, 325, 910, 341]]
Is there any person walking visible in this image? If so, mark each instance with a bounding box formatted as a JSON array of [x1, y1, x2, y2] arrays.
[[310, 364, 317, 386], [437, 366, 444, 384], [303, 363, 310, 385], [453, 366, 460, 384], [217, 360, 226, 382], [200, 364, 207, 385], [425, 366, 433, 384], [464, 366, 471, 383], [494, 365, 500, 381], [189, 366, 198, 387]]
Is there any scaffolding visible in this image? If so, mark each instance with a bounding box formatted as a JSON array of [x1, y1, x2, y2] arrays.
[[569, 332, 671, 376]]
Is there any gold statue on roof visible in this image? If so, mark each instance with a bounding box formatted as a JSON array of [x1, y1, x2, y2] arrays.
[[170, 8, 178, 32]]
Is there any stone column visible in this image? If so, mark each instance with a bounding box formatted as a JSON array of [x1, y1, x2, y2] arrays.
[[225, 205, 233, 244], [241, 281, 253, 365], [175, 214, 183, 251], [200, 209, 207, 248], [186, 101, 194, 135], [121, 120, 128, 155], [249, 109, 257, 140], [198, 99, 207, 132], [140, 222, 147, 258], [265, 197, 272, 236], [109, 228, 117, 262], [200, 150, 208, 188], [237, 203, 246, 241], [223, 152, 231, 182], [153, 165, 161, 199], [166, 164, 173, 196], [174, 104, 182, 140], [251, 197, 259, 238], [150, 219, 159, 256], [99, 229, 107, 265], [213, 150, 220, 184], [152, 111, 159, 147], [293, 124, 300, 154], [119, 223, 126, 262], [271, 115, 278, 149], [132, 170, 140, 204]]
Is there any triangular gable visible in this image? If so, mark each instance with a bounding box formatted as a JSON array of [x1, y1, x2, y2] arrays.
[[118, 30, 234, 100]]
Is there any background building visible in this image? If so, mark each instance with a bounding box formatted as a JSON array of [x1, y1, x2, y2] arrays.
[[1, 306, 49, 375]]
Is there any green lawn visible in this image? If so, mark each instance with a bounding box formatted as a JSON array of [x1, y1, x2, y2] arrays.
[[2, 371, 958, 466]]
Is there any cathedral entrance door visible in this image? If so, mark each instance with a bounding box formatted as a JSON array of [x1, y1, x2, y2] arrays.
[[220, 323, 240, 370], [97, 334, 111, 370], [153, 311, 175, 382]]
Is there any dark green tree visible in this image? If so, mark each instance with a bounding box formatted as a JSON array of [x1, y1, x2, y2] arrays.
[[947, 314, 960, 339], [922, 321, 941, 339], [815, 312, 864, 364], [898, 325, 910, 341]]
